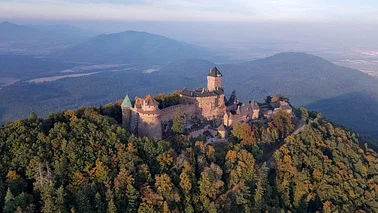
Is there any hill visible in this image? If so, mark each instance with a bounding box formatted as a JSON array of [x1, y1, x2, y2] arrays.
[[0, 21, 94, 54], [0, 104, 377, 212], [53, 31, 214, 64], [0, 21, 39, 40]]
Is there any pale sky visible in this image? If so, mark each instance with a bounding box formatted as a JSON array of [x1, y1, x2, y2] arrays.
[[1, 0, 378, 23]]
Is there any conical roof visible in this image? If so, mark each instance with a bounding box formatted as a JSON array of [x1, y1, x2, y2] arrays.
[[121, 94, 132, 108], [144, 94, 158, 107], [208, 66, 222, 77]]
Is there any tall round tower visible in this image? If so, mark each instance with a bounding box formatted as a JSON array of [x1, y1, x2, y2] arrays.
[[207, 66, 223, 91], [121, 94, 132, 129]]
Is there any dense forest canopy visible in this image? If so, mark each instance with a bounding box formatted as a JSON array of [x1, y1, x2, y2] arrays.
[[0, 102, 377, 212]]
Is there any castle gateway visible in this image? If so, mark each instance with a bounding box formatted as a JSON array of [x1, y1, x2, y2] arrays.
[[121, 67, 261, 139]]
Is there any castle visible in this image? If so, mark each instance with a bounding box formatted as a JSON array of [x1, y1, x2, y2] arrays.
[[121, 67, 289, 139]]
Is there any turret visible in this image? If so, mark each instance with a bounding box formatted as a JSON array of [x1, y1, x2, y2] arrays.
[[142, 94, 159, 112], [218, 123, 227, 139], [223, 112, 230, 126], [207, 67, 222, 91], [228, 90, 238, 105], [121, 94, 132, 129]]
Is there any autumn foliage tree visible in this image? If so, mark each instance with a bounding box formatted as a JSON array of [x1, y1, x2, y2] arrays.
[[271, 110, 294, 138], [231, 123, 259, 145]]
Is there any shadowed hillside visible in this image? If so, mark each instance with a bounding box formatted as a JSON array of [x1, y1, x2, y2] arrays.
[[306, 92, 378, 139]]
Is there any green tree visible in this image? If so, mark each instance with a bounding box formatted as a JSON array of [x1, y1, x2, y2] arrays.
[[75, 190, 91, 213], [254, 163, 268, 211], [171, 110, 185, 134], [4, 188, 15, 213], [95, 192, 106, 213], [126, 184, 139, 213], [40, 182, 55, 213], [199, 163, 224, 212], [295, 107, 309, 121], [272, 110, 293, 138], [106, 189, 117, 213], [55, 186, 67, 213], [28, 112, 38, 121]]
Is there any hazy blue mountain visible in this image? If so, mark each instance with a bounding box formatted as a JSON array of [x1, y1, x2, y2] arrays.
[[0, 21, 95, 54], [0, 21, 40, 42], [54, 31, 214, 64]]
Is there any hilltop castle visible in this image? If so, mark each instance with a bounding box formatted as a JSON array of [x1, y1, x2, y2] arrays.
[[121, 67, 279, 139]]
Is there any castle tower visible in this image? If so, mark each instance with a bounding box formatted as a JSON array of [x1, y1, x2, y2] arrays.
[[138, 94, 162, 139], [218, 123, 227, 139], [142, 94, 159, 112], [207, 67, 222, 91], [121, 94, 132, 129]]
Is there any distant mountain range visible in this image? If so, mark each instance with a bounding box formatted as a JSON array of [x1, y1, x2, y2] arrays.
[[54, 30, 215, 64], [0, 22, 216, 63], [0, 21, 95, 54], [0, 21, 39, 40]]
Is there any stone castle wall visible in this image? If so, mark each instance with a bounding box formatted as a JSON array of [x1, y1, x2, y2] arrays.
[[252, 109, 259, 119], [224, 105, 260, 127], [137, 112, 162, 139], [159, 104, 197, 121], [188, 125, 217, 139], [133, 104, 198, 139], [184, 94, 226, 119]]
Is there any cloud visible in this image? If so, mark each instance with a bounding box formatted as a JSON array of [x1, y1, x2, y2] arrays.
[[0, 0, 377, 23]]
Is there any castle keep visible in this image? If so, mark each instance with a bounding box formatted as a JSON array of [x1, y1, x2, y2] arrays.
[[121, 67, 291, 139], [180, 67, 226, 119]]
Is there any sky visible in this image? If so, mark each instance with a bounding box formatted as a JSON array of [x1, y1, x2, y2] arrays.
[[1, 0, 378, 23]]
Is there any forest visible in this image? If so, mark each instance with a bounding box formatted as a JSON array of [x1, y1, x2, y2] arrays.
[[0, 101, 377, 212]]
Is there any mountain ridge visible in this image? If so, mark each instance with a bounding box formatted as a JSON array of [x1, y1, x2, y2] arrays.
[[0, 21, 95, 54], [53, 30, 215, 64]]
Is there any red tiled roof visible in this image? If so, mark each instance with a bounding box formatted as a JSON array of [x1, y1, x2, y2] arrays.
[[144, 94, 158, 107]]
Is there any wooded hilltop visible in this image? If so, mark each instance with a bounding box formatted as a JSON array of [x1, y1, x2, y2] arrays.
[[0, 99, 377, 212]]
